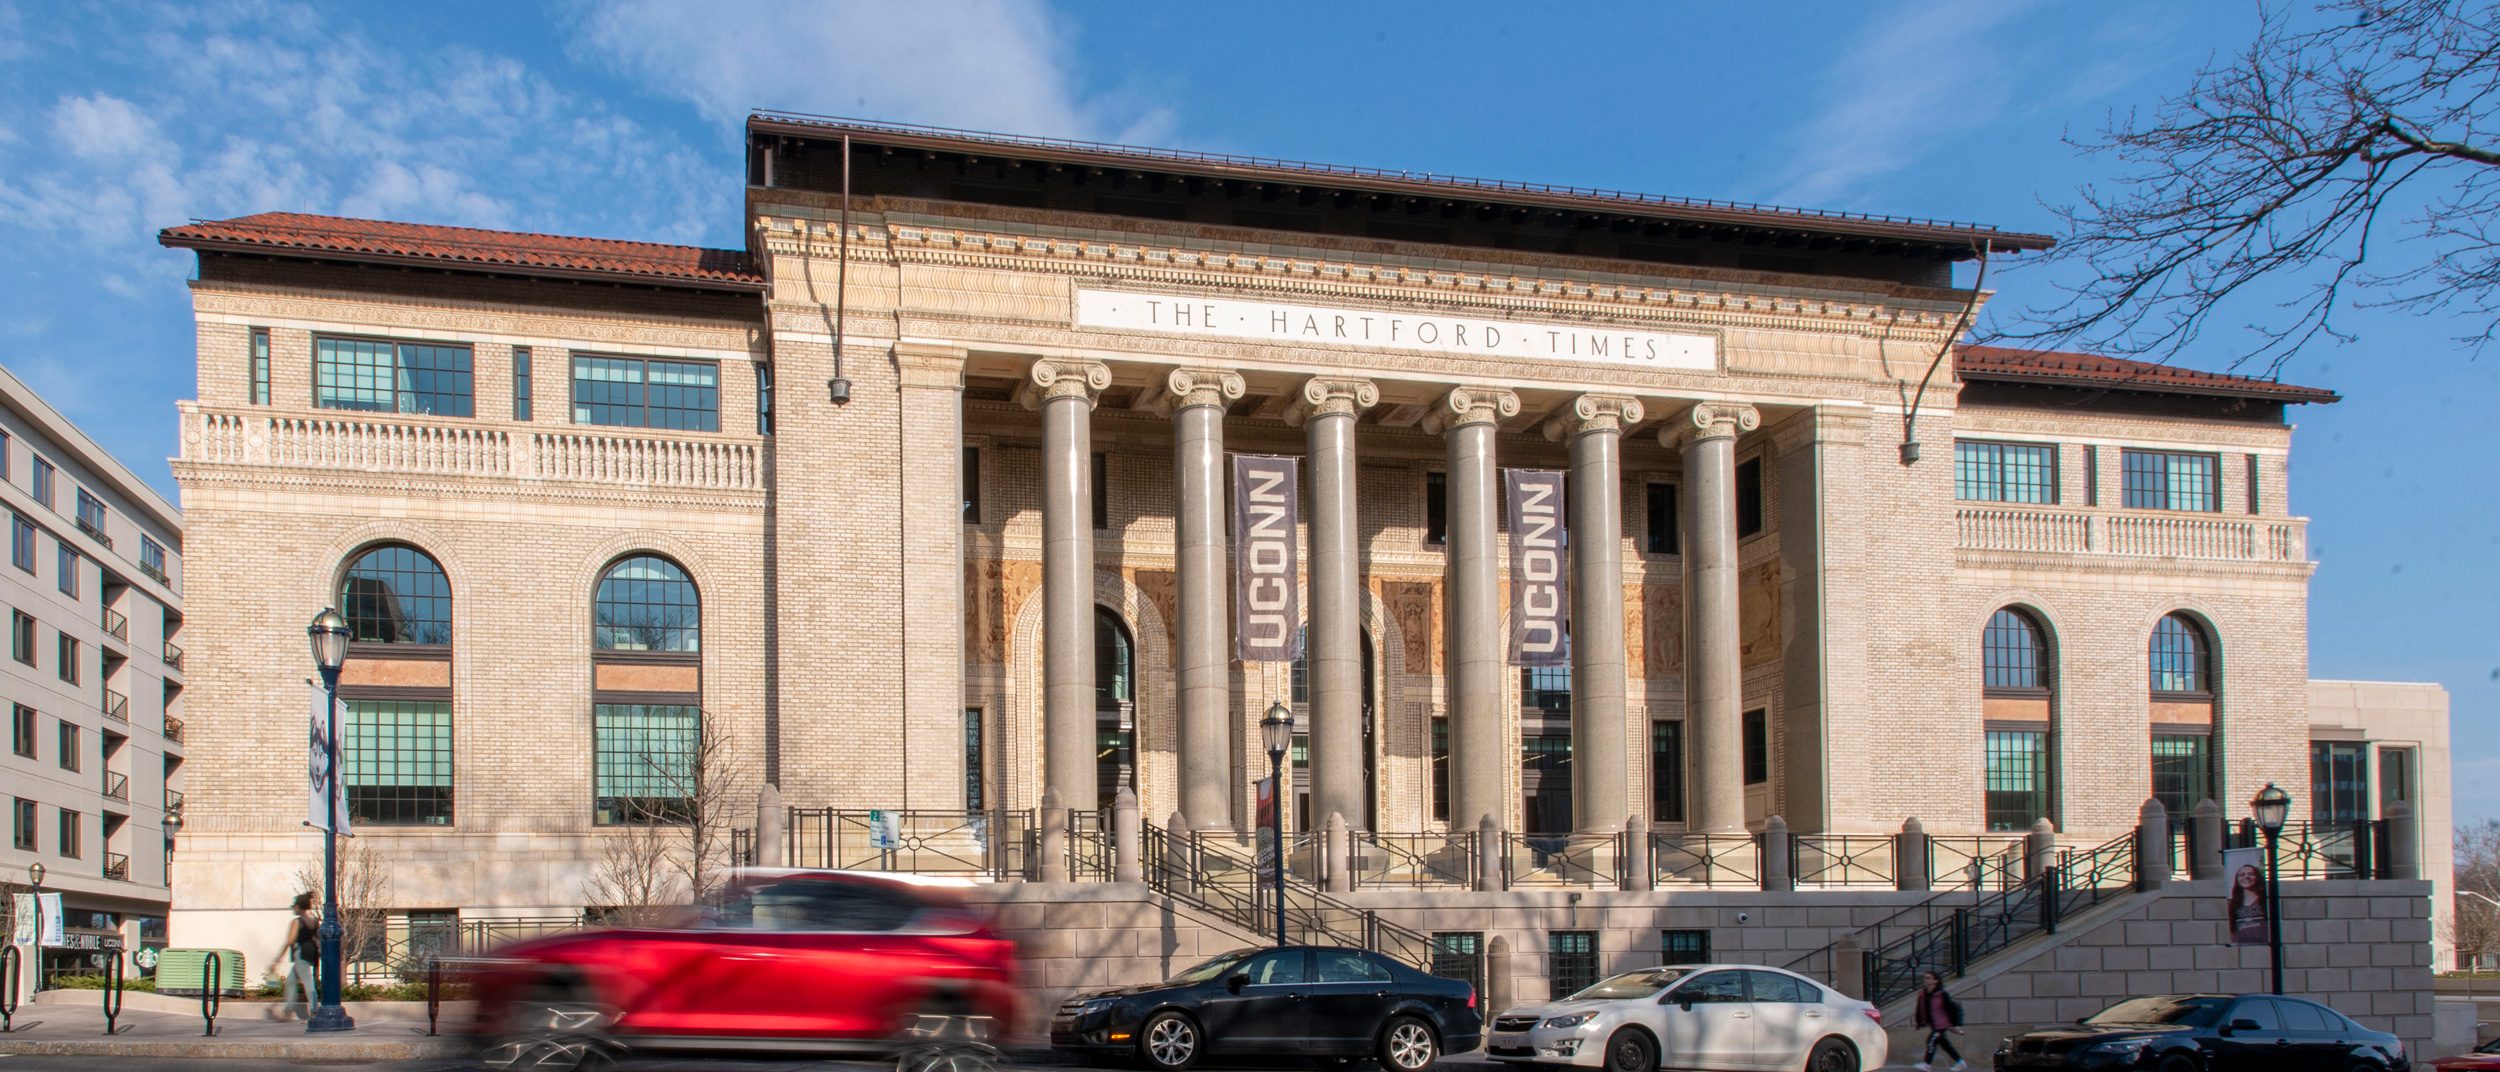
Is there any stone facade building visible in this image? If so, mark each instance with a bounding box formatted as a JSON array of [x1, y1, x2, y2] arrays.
[[154, 117, 2435, 975]]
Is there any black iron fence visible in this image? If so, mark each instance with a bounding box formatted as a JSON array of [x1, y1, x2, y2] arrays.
[[1860, 830, 2139, 1005], [1143, 823, 1433, 969], [785, 808, 1030, 881], [1353, 831, 1478, 889], [2227, 819, 2392, 880]]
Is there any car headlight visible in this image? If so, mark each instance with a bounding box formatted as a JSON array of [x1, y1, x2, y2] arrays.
[[1541, 1012, 1597, 1029], [2087, 1038, 2151, 1056], [1080, 998, 1118, 1013]]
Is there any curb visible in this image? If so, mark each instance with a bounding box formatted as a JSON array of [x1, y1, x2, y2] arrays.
[[0, 1036, 471, 1059]]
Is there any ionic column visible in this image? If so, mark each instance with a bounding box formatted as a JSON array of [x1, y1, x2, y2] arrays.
[[1153, 368, 1246, 831], [1025, 358, 1112, 811], [1666, 401, 1759, 834], [1286, 376, 1379, 831], [1424, 386, 1520, 831], [1545, 393, 1643, 835]]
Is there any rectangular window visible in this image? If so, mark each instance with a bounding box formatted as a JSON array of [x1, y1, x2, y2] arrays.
[[11, 514, 33, 572], [754, 362, 773, 435], [2121, 450, 2221, 512], [595, 704, 698, 824], [1660, 929, 1712, 966], [250, 328, 272, 406], [512, 347, 533, 421], [1984, 730, 2049, 832], [0, 429, 9, 481], [1548, 932, 1598, 999], [2310, 741, 2369, 824], [2084, 445, 2099, 507], [11, 705, 34, 758], [1742, 708, 1768, 785], [1091, 452, 1109, 530], [1652, 720, 1685, 823], [56, 633, 77, 684], [1430, 932, 1483, 992], [2150, 734, 2210, 822], [315, 337, 475, 417], [570, 355, 718, 431], [1953, 440, 2058, 503], [74, 489, 105, 542], [9, 611, 32, 665], [9, 799, 31, 851], [31, 456, 52, 509], [56, 721, 77, 772], [57, 808, 78, 859], [345, 700, 455, 826], [1521, 665, 1570, 715], [1431, 715, 1449, 822], [1735, 457, 1764, 537], [963, 447, 981, 524], [1645, 482, 1678, 554], [56, 542, 76, 598], [1425, 471, 1448, 546], [2380, 747, 2416, 817], [139, 536, 166, 584], [963, 707, 985, 811], [2244, 453, 2260, 514]]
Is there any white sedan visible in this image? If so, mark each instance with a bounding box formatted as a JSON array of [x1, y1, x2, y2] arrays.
[[1485, 963, 1886, 1072]]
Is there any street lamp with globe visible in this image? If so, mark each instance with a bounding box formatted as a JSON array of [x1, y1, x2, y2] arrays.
[[304, 608, 355, 1033], [2251, 782, 2292, 996], [1259, 702, 1293, 947]]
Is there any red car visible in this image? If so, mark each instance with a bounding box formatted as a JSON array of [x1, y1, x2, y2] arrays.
[[471, 870, 1021, 1068], [2434, 1038, 2500, 1069]]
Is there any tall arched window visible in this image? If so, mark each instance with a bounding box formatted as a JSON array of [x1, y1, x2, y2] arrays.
[[335, 544, 454, 826], [1095, 608, 1134, 810], [593, 555, 702, 824], [1981, 608, 2052, 832], [2149, 613, 2216, 821]]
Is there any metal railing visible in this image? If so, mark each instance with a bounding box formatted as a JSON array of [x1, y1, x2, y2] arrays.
[[136, 560, 169, 587], [102, 770, 127, 801], [1929, 836, 2031, 891], [786, 808, 1030, 881], [344, 917, 584, 986], [729, 827, 755, 867], [100, 607, 127, 642], [103, 852, 129, 881], [1793, 834, 1898, 889], [165, 788, 184, 813], [1352, 831, 1478, 889], [162, 642, 182, 671], [161, 716, 183, 744], [1504, 832, 1623, 888], [101, 690, 127, 721], [2227, 819, 2391, 880], [1143, 823, 1433, 968], [1863, 830, 2138, 1005], [75, 517, 111, 550], [1653, 832, 1763, 888]]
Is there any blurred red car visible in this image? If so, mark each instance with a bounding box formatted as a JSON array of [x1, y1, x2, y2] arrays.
[[2434, 1038, 2500, 1069], [470, 870, 1020, 1068]]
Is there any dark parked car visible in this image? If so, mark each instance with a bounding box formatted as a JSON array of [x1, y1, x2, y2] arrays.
[[1992, 993, 2409, 1071], [1051, 945, 1481, 1071]]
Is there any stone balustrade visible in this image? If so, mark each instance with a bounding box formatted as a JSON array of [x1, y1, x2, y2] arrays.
[[183, 404, 762, 492], [1956, 506, 2307, 562]]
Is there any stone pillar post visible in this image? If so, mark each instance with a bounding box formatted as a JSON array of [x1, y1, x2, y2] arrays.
[[1486, 935, 1514, 1017], [1164, 811, 1195, 896], [2137, 798, 2171, 890], [755, 783, 786, 867], [1427, 387, 1521, 835], [1545, 394, 1643, 837], [1833, 935, 1866, 1000], [1155, 368, 1247, 830], [1477, 812, 1506, 893], [1025, 359, 1112, 813], [1289, 377, 1379, 831], [1324, 811, 1353, 893], [1761, 815, 1794, 892], [2025, 818, 2058, 881], [1037, 787, 1069, 883], [1113, 787, 1143, 883], [1896, 817, 1930, 893], [1664, 402, 1760, 834], [2387, 800, 2421, 880], [1623, 813, 1654, 892], [2191, 798, 2224, 880]]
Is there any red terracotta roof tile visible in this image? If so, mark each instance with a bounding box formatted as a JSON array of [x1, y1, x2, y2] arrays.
[[159, 212, 764, 292], [1957, 345, 2339, 405]]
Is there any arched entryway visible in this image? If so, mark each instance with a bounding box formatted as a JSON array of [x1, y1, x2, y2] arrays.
[[1095, 607, 1134, 811]]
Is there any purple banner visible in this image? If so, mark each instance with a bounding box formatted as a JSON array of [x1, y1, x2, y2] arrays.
[[1506, 468, 1569, 666], [1232, 454, 1301, 663]]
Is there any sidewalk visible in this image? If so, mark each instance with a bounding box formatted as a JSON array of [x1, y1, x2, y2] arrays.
[[0, 999, 469, 1059]]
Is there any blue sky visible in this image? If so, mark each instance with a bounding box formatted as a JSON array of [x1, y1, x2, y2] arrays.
[[1, 2, 2491, 818]]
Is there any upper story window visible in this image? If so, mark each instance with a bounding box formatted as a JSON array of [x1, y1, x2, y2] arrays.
[[1521, 635, 1571, 715], [316, 337, 475, 417], [30, 456, 52, 509], [10, 514, 32, 573], [55, 543, 76, 599], [594, 555, 700, 652], [250, 327, 273, 405], [341, 544, 453, 645], [1425, 471, 1448, 546], [2, 429, 11, 480], [73, 489, 106, 543], [2122, 450, 2220, 512], [2149, 613, 2211, 695], [512, 347, 533, 421], [1955, 441, 2058, 504], [1983, 608, 2049, 691], [138, 536, 167, 586], [1735, 457, 1764, 537], [572, 356, 719, 431], [1645, 482, 1679, 555], [755, 362, 774, 436]]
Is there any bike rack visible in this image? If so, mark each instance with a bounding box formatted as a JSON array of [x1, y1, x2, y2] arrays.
[[199, 951, 222, 1036], [426, 956, 441, 1036], [101, 949, 124, 1035], [0, 945, 18, 1032]]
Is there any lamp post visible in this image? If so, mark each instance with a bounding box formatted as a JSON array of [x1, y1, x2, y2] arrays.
[[1259, 702, 1292, 948], [305, 608, 354, 1033], [2251, 782, 2292, 996]]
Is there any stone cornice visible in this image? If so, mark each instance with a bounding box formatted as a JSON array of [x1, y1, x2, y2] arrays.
[[1421, 386, 1522, 433], [1017, 358, 1113, 409], [1954, 548, 2318, 583], [1283, 377, 1380, 427], [1665, 401, 1761, 447], [892, 341, 969, 389], [1143, 367, 1246, 417], [172, 462, 768, 516], [1542, 393, 1646, 442]]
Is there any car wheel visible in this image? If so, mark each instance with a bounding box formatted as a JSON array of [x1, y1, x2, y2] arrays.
[[1378, 1016, 1440, 1072], [1138, 1011, 1202, 1072], [481, 982, 619, 1072], [2155, 1053, 2201, 1072], [1601, 1027, 1657, 1072], [1804, 1037, 1857, 1072]]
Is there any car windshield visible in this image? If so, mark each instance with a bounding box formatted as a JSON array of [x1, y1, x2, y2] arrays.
[[1166, 952, 1250, 986], [1567, 968, 1691, 1000], [2084, 997, 2229, 1026]]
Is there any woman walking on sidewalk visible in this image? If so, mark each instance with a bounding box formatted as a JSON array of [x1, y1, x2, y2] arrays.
[[1912, 971, 1967, 1072], [273, 892, 319, 1021]]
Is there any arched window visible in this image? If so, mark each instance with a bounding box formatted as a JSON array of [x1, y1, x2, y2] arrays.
[[341, 544, 452, 644], [2149, 614, 2209, 694], [594, 556, 700, 652], [1982, 609, 2047, 689], [1095, 607, 1135, 810], [1981, 607, 2052, 832]]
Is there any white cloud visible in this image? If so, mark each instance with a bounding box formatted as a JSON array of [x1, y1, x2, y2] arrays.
[[569, 0, 1170, 142], [50, 94, 153, 160], [1767, 0, 2034, 208]]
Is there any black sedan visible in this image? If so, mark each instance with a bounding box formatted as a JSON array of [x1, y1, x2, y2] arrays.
[[1993, 993, 2409, 1071], [1051, 945, 1481, 1071]]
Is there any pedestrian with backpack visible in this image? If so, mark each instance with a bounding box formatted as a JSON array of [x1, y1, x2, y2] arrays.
[[1912, 971, 1967, 1071]]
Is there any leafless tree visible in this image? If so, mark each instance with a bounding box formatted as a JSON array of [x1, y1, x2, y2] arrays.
[[581, 708, 750, 924], [295, 834, 393, 979], [1991, 0, 2500, 373], [2452, 819, 2500, 970]]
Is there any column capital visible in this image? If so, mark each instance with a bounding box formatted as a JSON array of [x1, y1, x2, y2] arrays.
[[1283, 376, 1379, 426], [1661, 401, 1761, 448], [1146, 367, 1245, 417], [1018, 358, 1113, 410], [892, 342, 968, 390], [1421, 386, 1521, 434], [1541, 393, 1646, 442]]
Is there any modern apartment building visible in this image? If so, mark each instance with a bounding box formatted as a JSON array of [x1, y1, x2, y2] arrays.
[[0, 363, 183, 981]]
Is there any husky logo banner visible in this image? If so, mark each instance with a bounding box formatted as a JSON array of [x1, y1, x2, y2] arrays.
[[1506, 469, 1569, 666], [1232, 454, 1301, 663]]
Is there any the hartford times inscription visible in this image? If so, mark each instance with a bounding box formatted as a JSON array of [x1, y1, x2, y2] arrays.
[[1076, 288, 1717, 370]]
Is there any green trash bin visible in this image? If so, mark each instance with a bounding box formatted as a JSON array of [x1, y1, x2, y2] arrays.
[[155, 949, 247, 996]]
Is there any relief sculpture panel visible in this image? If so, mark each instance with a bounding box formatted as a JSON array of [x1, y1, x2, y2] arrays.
[[1738, 560, 1782, 668], [965, 558, 1043, 665], [1381, 579, 1438, 674], [1641, 584, 1684, 679]]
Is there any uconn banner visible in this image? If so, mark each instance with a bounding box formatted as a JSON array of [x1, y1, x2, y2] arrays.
[[1232, 454, 1302, 662], [1506, 469, 1569, 667]]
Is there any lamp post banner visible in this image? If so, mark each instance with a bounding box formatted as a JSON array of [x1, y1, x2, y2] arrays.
[[2224, 846, 2268, 945], [1505, 468, 1569, 666], [34, 894, 61, 948], [1232, 454, 1301, 663], [9, 893, 32, 945], [306, 683, 349, 835]]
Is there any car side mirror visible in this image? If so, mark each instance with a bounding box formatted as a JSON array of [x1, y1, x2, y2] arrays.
[[1227, 974, 1248, 994], [1678, 997, 1694, 1011]]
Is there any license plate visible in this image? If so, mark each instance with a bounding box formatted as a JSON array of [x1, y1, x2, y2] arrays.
[[1492, 1032, 1526, 1046]]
